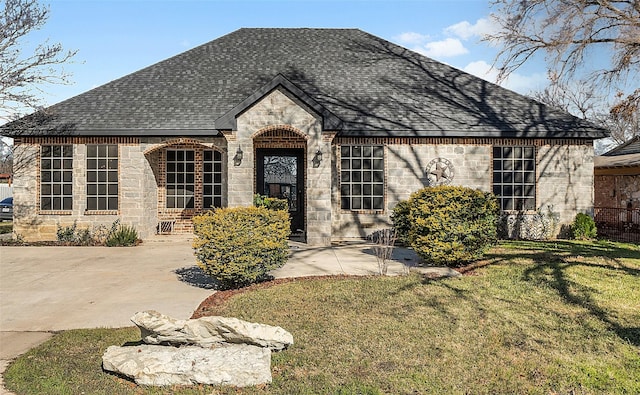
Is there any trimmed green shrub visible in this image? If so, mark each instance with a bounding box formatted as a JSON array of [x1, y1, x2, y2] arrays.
[[193, 206, 290, 289], [403, 186, 499, 266], [105, 224, 139, 247], [253, 194, 289, 211], [571, 213, 597, 240], [390, 200, 411, 245]]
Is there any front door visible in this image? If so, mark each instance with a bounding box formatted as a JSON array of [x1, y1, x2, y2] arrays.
[[256, 149, 305, 237]]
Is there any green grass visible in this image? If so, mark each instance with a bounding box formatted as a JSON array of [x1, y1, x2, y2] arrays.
[[5, 240, 640, 394], [0, 221, 12, 234]]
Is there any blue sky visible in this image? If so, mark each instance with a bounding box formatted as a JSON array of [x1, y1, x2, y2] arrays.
[[24, 0, 549, 108]]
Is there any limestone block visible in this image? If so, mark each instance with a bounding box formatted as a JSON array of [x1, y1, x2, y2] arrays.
[[102, 344, 272, 387], [132, 310, 293, 351]]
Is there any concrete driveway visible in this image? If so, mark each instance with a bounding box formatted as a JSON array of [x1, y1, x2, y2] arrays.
[[0, 239, 213, 332], [0, 238, 219, 393]]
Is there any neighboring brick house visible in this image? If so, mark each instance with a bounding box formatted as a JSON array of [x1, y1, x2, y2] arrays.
[[1, 28, 607, 245], [594, 136, 640, 210], [593, 137, 640, 242]]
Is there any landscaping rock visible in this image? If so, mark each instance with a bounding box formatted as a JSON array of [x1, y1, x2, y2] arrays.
[[132, 310, 293, 351], [102, 344, 272, 387]]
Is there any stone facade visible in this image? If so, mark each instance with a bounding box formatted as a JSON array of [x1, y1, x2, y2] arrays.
[[12, 136, 224, 241], [232, 88, 333, 246], [537, 144, 595, 224], [11, 96, 596, 244], [331, 139, 594, 240]]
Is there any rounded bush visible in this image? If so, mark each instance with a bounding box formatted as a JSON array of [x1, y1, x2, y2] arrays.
[[192, 206, 290, 289], [405, 186, 499, 266], [390, 200, 411, 245], [571, 213, 597, 240]]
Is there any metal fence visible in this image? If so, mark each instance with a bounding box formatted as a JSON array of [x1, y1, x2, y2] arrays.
[[594, 207, 640, 243]]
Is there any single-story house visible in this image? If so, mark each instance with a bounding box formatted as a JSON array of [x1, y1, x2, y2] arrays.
[[1, 28, 607, 245]]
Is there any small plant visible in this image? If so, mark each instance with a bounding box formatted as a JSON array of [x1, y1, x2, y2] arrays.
[[498, 205, 560, 240], [105, 224, 139, 247], [193, 206, 290, 289], [93, 219, 121, 245], [369, 228, 401, 275], [56, 221, 78, 242], [253, 194, 288, 211], [56, 221, 93, 246], [571, 213, 597, 240]]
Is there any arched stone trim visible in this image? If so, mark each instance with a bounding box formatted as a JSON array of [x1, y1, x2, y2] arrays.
[[143, 138, 224, 155], [251, 125, 309, 141]]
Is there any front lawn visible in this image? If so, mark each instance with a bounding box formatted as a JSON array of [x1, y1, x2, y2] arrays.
[[0, 221, 12, 234], [5, 240, 640, 394]]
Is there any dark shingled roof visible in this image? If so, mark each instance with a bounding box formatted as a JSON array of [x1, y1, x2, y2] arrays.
[[2, 28, 608, 139]]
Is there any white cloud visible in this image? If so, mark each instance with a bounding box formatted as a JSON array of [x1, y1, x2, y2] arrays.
[[445, 18, 496, 40], [395, 32, 429, 45], [463, 60, 547, 94], [419, 38, 469, 58], [463, 60, 499, 81]]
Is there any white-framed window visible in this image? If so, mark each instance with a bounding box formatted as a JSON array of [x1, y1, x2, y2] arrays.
[[40, 145, 73, 211], [86, 144, 118, 211], [340, 145, 385, 211], [492, 146, 536, 211]]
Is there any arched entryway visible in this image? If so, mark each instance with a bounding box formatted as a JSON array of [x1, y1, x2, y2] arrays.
[[144, 138, 227, 233], [253, 126, 308, 240]]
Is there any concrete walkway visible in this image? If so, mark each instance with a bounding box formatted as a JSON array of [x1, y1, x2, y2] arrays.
[[0, 237, 458, 394]]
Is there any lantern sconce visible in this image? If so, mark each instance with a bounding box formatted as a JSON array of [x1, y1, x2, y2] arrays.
[[233, 147, 243, 166], [312, 149, 323, 168]]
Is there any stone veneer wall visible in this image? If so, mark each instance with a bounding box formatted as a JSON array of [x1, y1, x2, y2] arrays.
[[12, 136, 225, 241], [537, 144, 595, 226], [331, 138, 595, 240], [231, 87, 333, 246], [330, 139, 492, 239], [12, 125, 594, 243]]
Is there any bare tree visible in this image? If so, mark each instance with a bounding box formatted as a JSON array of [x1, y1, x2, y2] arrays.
[[486, 0, 640, 123], [1, 0, 76, 123], [532, 77, 638, 147], [531, 77, 603, 120]]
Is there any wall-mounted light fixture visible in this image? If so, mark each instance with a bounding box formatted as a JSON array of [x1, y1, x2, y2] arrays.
[[233, 147, 243, 166], [312, 149, 323, 168]]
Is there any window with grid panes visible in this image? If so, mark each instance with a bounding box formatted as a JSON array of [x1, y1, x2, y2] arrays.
[[40, 145, 73, 211], [166, 150, 195, 209], [340, 145, 385, 210], [203, 150, 223, 209], [492, 146, 536, 211], [86, 144, 118, 211]]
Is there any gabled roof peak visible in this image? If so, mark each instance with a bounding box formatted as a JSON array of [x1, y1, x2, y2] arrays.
[[214, 73, 342, 131]]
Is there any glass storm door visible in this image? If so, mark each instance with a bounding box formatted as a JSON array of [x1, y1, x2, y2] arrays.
[[256, 149, 305, 236]]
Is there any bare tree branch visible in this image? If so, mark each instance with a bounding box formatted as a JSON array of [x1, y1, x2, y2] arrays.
[[486, 0, 639, 87], [532, 78, 638, 147], [0, 0, 77, 123]]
